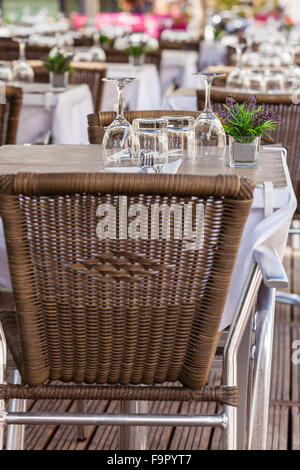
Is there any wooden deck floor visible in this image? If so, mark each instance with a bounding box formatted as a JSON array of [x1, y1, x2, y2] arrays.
[[17, 245, 300, 450]]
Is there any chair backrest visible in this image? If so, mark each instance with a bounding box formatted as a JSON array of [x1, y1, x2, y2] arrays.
[[0, 172, 254, 389], [0, 86, 23, 145], [197, 87, 300, 208], [32, 61, 107, 112], [87, 110, 200, 144], [0, 38, 51, 61]]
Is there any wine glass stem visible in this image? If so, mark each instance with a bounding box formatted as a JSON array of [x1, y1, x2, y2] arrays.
[[235, 46, 242, 68], [204, 79, 212, 113], [117, 85, 125, 118], [19, 41, 26, 61]]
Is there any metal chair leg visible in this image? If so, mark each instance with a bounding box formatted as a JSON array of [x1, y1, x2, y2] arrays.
[[119, 401, 148, 450], [247, 284, 276, 450], [6, 369, 26, 450], [223, 264, 262, 450], [0, 322, 7, 450], [77, 401, 86, 441]]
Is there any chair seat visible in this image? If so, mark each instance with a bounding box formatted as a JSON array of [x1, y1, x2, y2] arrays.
[[0, 309, 237, 406]]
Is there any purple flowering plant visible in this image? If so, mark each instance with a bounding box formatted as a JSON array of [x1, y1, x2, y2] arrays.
[[219, 95, 281, 144]]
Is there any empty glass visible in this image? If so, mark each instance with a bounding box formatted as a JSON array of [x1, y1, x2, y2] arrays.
[[193, 73, 226, 159], [0, 62, 13, 82], [243, 69, 265, 93], [89, 32, 106, 62], [12, 38, 34, 83], [162, 115, 195, 160], [132, 118, 168, 170], [102, 77, 137, 162], [226, 44, 245, 90], [264, 70, 284, 94]]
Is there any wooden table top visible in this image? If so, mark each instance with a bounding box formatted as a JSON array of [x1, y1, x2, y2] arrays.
[[0, 145, 287, 189]]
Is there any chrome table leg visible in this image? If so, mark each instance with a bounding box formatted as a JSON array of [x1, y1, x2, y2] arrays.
[[223, 264, 262, 450], [247, 284, 276, 450], [119, 401, 148, 450], [6, 369, 26, 450], [0, 322, 7, 450]]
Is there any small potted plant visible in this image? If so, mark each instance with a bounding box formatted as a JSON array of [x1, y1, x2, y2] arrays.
[[114, 33, 159, 67], [44, 52, 73, 90], [219, 95, 281, 167]]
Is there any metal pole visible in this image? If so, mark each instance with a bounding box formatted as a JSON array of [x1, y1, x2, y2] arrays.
[[247, 284, 276, 450], [223, 264, 262, 450], [119, 401, 148, 450], [4, 412, 228, 428], [0, 322, 7, 450], [6, 370, 26, 450]]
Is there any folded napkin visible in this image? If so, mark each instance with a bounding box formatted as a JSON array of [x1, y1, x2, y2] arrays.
[[102, 159, 182, 174]]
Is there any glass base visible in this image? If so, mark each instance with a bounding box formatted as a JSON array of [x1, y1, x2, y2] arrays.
[[229, 136, 260, 168]]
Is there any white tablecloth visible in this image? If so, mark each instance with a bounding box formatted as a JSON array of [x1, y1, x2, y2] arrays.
[[199, 40, 228, 70], [16, 83, 94, 145], [160, 50, 199, 94], [221, 148, 296, 329], [101, 63, 161, 111], [164, 88, 198, 111]]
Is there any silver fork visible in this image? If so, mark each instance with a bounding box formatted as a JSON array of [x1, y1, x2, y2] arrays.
[[140, 151, 154, 173]]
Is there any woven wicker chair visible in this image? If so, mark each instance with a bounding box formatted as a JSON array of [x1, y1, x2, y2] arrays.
[[0, 171, 254, 450], [87, 110, 200, 145], [0, 39, 51, 61], [0, 86, 23, 145], [197, 87, 300, 210], [32, 61, 107, 112]]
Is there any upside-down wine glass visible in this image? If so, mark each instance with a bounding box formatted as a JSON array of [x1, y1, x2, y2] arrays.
[[102, 77, 137, 162], [12, 37, 34, 83], [193, 73, 226, 159], [226, 44, 245, 90]]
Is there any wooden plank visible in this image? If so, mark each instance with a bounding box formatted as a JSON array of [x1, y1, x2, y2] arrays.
[[292, 249, 300, 323], [24, 399, 72, 450], [46, 400, 108, 450], [291, 325, 300, 449]]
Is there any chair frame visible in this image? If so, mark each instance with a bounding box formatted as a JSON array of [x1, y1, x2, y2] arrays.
[[0, 86, 23, 145]]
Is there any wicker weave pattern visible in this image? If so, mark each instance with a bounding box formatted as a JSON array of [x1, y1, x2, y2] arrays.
[[87, 110, 201, 144], [0, 86, 23, 145], [0, 172, 254, 394]]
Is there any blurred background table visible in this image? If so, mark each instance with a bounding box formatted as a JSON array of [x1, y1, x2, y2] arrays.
[[11, 82, 94, 145]]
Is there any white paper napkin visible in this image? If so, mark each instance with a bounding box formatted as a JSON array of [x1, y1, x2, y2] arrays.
[[102, 159, 182, 174]]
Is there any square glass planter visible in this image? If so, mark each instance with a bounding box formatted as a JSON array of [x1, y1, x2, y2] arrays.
[[229, 136, 260, 168], [50, 71, 69, 90]]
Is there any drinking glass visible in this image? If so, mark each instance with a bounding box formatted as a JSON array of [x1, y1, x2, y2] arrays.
[[12, 38, 34, 83], [132, 118, 168, 170], [226, 44, 245, 90], [243, 69, 266, 93], [193, 73, 226, 159], [162, 115, 195, 160], [89, 32, 106, 62], [0, 61, 13, 82], [102, 77, 137, 162], [264, 70, 284, 94], [132, 118, 168, 154]]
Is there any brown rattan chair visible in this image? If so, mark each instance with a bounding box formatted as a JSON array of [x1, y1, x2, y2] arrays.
[[87, 110, 200, 145], [31, 61, 107, 112], [0, 171, 254, 450], [0, 38, 51, 61], [197, 87, 300, 210], [0, 86, 23, 145]]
